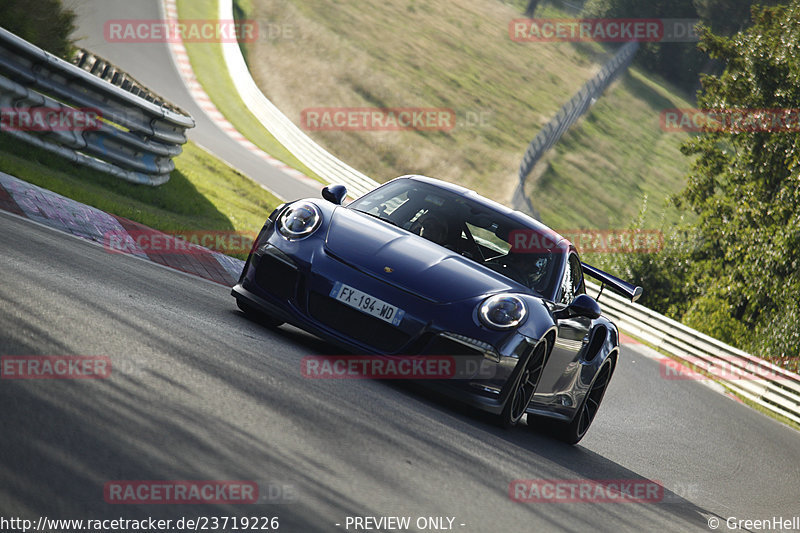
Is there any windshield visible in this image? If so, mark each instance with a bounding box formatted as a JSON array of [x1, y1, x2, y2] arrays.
[[349, 179, 565, 298]]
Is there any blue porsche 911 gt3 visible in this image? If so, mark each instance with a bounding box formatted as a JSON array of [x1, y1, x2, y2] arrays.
[[232, 175, 642, 444]]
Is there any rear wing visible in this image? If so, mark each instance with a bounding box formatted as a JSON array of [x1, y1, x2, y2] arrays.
[[582, 263, 643, 303]]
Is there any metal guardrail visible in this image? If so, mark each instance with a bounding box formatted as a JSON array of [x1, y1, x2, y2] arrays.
[[512, 41, 639, 218], [218, 0, 380, 199], [71, 49, 189, 117], [0, 27, 194, 186], [587, 280, 800, 425]]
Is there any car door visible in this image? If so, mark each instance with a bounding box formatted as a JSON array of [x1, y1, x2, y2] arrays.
[[535, 252, 593, 411]]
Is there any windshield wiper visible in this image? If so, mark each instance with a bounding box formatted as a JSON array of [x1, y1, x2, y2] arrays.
[[354, 209, 403, 229]]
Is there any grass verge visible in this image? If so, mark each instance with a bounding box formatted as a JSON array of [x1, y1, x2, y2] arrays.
[[530, 68, 695, 230], [241, 0, 695, 229], [174, 0, 325, 185], [0, 136, 281, 258]]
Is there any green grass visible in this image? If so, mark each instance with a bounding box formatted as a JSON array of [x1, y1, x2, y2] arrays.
[[174, 0, 325, 186], [238, 0, 695, 230], [533, 69, 695, 230], [0, 136, 281, 258]]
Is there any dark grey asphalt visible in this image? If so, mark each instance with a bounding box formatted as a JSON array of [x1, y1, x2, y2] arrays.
[[9, 1, 800, 531], [2, 211, 800, 532], [70, 0, 320, 202]]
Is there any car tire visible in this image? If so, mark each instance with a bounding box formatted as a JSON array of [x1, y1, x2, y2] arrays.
[[499, 339, 549, 428], [537, 358, 615, 444], [236, 299, 284, 328]]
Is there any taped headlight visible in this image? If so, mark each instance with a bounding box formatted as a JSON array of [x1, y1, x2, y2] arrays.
[[478, 294, 527, 330], [277, 202, 321, 240]]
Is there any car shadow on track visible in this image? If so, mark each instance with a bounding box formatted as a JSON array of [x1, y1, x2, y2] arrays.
[[237, 314, 722, 532]]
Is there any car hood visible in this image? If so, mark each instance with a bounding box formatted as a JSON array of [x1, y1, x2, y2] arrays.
[[323, 208, 522, 302]]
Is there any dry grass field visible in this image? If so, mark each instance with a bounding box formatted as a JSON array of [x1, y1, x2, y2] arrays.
[[242, 0, 695, 229]]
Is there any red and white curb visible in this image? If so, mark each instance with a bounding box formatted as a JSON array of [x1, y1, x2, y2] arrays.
[[161, 0, 321, 195], [0, 172, 244, 286]]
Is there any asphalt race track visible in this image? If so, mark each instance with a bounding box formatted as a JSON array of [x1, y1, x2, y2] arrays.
[[3, 1, 800, 531], [70, 0, 319, 202], [2, 210, 800, 532]]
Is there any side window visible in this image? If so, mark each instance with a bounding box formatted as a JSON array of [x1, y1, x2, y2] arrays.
[[559, 254, 585, 305]]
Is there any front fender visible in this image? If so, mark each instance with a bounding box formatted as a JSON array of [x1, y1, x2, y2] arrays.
[[515, 295, 557, 341]]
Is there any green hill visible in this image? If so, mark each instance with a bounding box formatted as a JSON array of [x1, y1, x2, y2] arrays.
[[242, 0, 695, 230]]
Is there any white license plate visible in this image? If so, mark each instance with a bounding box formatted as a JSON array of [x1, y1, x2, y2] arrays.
[[329, 282, 405, 326]]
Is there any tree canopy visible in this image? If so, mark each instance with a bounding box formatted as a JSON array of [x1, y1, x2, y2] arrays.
[[679, 1, 800, 364], [582, 0, 785, 93], [612, 1, 800, 369], [2, 0, 76, 58]]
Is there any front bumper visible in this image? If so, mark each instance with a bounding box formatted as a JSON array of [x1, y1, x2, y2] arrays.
[[233, 238, 543, 414]]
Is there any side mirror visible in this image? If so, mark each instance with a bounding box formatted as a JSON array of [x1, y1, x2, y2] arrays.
[[322, 184, 347, 205], [554, 294, 601, 320]]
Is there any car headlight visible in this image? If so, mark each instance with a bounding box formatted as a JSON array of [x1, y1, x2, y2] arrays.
[[277, 202, 321, 240], [478, 294, 527, 330]]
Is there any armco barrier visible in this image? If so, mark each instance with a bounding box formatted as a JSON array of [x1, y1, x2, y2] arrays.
[[0, 27, 194, 186], [512, 41, 639, 218], [587, 280, 800, 425], [71, 49, 189, 117], [217, 0, 380, 199]]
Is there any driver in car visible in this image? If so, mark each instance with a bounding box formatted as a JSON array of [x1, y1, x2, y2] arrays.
[[410, 213, 451, 247]]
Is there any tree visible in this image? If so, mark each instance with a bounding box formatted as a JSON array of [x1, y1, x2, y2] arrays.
[[675, 2, 800, 363], [1, 0, 76, 58], [694, 0, 783, 35], [616, 2, 800, 368], [581, 0, 784, 93]]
